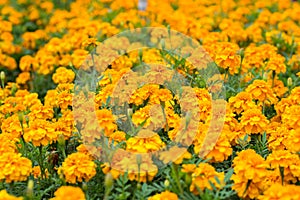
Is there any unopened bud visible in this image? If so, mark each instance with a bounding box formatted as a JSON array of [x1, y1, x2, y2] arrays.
[[263, 72, 268, 81], [0, 71, 5, 88], [287, 77, 292, 87], [136, 154, 142, 166], [0, 71, 5, 81], [127, 108, 133, 117], [11, 83, 17, 95], [57, 134, 65, 146], [164, 179, 170, 187], [26, 179, 34, 197], [82, 182, 88, 191], [105, 173, 113, 190]]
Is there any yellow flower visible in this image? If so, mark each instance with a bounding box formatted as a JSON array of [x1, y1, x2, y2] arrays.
[[50, 186, 85, 200], [258, 184, 300, 200], [23, 119, 57, 146], [204, 134, 232, 163], [266, 150, 300, 183], [245, 80, 277, 104], [19, 55, 37, 72], [16, 72, 31, 85], [190, 163, 224, 194], [285, 128, 300, 153], [126, 129, 165, 153], [0, 152, 32, 183], [59, 152, 96, 184], [265, 54, 286, 74], [229, 91, 256, 114], [148, 191, 178, 200], [96, 109, 117, 136], [239, 108, 269, 134], [231, 149, 268, 199], [0, 190, 23, 200], [214, 42, 241, 75], [106, 149, 158, 182], [282, 105, 300, 130], [52, 67, 75, 84]]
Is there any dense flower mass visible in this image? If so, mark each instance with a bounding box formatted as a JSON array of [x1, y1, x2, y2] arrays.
[[0, 0, 300, 199]]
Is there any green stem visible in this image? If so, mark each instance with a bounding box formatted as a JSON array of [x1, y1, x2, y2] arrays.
[[38, 146, 46, 179], [171, 164, 183, 194]]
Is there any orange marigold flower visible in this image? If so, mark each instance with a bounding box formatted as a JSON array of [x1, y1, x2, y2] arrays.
[[0, 152, 32, 183], [50, 186, 85, 200], [19, 55, 36, 72], [281, 105, 300, 130], [148, 191, 178, 200], [107, 149, 158, 182], [59, 152, 96, 184], [231, 149, 268, 199], [16, 72, 31, 85], [266, 150, 300, 183], [0, 190, 23, 200], [267, 125, 288, 150], [23, 119, 57, 146], [181, 164, 197, 174], [204, 134, 232, 162], [265, 54, 286, 74], [239, 108, 269, 134], [245, 80, 277, 104], [96, 109, 117, 136], [258, 183, 300, 200], [285, 128, 300, 153], [0, 134, 16, 154], [52, 67, 75, 84], [229, 91, 256, 114], [126, 129, 165, 153], [190, 163, 224, 194], [214, 42, 241, 75]]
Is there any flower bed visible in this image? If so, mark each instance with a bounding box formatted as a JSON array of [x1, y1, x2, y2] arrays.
[[0, 0, 300, 199]]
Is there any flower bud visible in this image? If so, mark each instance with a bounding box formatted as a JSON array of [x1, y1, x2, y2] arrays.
[[164, 179, 170, 187], [105, 172, 113, 191], [26, 179, 34, 197], [287, 77, 292, 87], [0, 71, 5, 88], [263, 72, 268, 81], [0, 71, 5, 81], [57, 134, 65, 147]]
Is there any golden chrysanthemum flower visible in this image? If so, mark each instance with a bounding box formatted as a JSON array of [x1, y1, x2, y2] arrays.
[[231, 149, 268, 199], [59, 152, 96, 184], [239, 108, 269, 134], [50, 186, 85, 200], [0, 152, 32, 183], [148, 191, 178, 200]]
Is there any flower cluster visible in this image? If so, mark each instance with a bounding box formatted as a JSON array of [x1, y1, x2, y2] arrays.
[[0, 0, 300, 199]]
